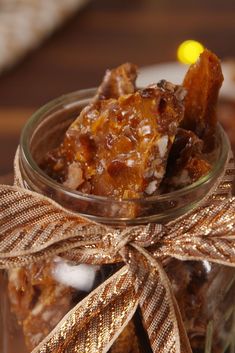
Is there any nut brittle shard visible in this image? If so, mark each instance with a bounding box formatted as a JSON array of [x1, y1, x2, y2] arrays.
[[181, 49, 224, 151], [95, 62, 138, 101], [8, 262, 76, 350], [43, 82, 185, 199], [162, 128, 211, 190]]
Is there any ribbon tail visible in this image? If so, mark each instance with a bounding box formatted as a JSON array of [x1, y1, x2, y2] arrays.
[[125, 244, 192, 353], [31, 265, 138, 353]]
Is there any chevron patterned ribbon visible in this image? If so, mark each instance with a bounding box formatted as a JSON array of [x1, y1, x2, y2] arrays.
[[0, 149, 234, 353]]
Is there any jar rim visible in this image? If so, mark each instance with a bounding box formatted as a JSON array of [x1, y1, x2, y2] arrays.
[[20, 88, 230, 205]]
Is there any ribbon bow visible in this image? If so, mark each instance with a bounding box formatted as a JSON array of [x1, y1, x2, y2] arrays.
[[0, 151, 235, 353]]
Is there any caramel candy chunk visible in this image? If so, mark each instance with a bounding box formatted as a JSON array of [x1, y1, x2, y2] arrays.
[[22, 286, 73, 350], [44, 82, 185, 199], [162, 128, 211, 190], [95, 62, 138, 100], [8, 262, 76, 350], [165, 128, 204, 173], [181, 49, 223, 150]]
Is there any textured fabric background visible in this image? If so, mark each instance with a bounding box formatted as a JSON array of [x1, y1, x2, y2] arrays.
[[0, 0, 88, 73]]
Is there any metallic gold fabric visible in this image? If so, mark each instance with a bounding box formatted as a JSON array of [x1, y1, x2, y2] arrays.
[[0, 151, 234, 353]]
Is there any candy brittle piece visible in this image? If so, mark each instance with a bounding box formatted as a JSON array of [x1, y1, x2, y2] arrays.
[[162, 128, 211, 190], [95, 62, 138, 100], [45, 82, 185, 199], [41, 63, 137, 186], [22, 285, 73, 350], [181, 49, 223, 151], [166, 128, 204, 173], [8, 262, 75, 350]]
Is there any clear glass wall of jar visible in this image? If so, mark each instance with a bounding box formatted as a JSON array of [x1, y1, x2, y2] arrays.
[[1, 90, 234, 353]]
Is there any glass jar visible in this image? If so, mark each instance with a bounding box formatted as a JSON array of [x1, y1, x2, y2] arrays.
[[1, 89, 234, 353]]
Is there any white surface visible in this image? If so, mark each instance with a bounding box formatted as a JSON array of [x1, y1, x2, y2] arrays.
[[138, 61, 235, 100]]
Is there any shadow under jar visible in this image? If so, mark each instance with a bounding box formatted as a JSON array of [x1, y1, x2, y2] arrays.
[[1, 89, 235, 353]]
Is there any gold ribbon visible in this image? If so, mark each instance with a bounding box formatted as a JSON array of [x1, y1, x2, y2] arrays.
[[0, 150, 235, 353]]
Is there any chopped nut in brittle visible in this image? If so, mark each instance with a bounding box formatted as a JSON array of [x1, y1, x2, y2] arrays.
[[43, 82, 185, 199], [181, 49, 223, 151]]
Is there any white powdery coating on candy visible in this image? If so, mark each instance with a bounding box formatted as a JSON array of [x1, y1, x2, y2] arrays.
[[156, 135, 168, 158], [53, 259, 99, 292]]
